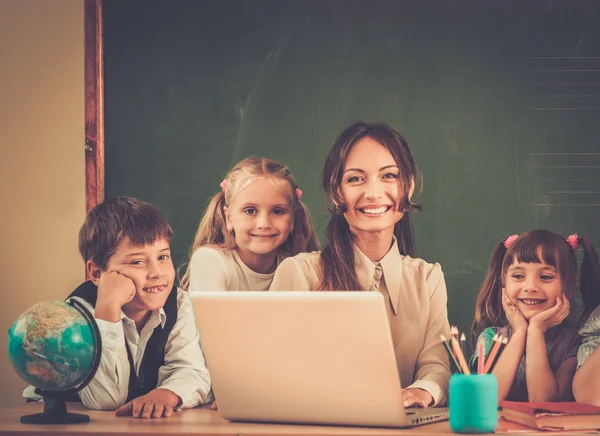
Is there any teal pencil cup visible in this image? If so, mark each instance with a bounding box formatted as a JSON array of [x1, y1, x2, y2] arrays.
[[449, 374, 498, 433]]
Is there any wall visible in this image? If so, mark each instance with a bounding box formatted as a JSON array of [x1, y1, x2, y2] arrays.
[[0, 0, 85, 408]]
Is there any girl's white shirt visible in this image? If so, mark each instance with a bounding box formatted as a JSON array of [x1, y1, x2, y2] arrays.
[[188, 246, 274, 291]]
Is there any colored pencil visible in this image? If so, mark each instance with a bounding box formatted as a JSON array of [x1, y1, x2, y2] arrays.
[[440, 334, 463, 374], [460, 332, 468, 364], [482, 334, 502, 374], [488, 336, 508, 372], [477, 338, 485, 374], [450, 326, 471, 375]]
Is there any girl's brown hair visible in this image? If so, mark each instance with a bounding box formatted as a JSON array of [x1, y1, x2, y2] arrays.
[[472, 229, 600, 341], [180, 157, 320, 289], [318, 121, 422, 290]]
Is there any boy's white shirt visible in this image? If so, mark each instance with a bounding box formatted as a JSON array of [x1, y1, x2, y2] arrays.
[[23, 287, 211, 410]]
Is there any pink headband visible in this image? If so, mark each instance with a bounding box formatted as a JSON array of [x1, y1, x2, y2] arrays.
[[220, 179, 303, 201], [567, 233, 578, 251], [504, 233, 579, 251], [504, 234, 519, 249]]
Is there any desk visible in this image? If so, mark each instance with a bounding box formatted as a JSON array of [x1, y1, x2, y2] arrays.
[[0, 403, 453, 436]]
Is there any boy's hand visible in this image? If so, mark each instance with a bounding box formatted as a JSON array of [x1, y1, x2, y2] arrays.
[[529, 294, 570, 333], [402, 388, 433, 408], [115, 388, 181, 419], [95, 271, 136, 323], [502, 289, 528, 334]]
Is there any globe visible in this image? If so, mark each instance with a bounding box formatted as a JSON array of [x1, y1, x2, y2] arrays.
[[7, 299, 102, 424]]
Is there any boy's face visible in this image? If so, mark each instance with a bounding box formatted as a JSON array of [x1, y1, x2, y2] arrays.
[[104, 236, 175, 314]]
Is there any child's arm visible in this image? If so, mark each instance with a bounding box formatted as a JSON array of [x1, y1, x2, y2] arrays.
[[78, 272, 137, 410], [525, 294, 571, 401], [188, 247, 229, 291], [574, 346, 600, 405], [492, 291, 528, 401], [118, 289, 211, 415], [491, 330, 526, 401]]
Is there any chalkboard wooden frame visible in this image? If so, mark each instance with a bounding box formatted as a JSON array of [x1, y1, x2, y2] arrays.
[[84, 0, 104, 213]]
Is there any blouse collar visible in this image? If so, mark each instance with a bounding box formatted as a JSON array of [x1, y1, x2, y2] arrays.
[[353, 236, 404, 315]]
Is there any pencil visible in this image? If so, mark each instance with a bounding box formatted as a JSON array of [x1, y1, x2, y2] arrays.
[[477, 338, 485, 375], [460, 332, 468, 364], [482, 334, 502, 374], [450, 326, 471, 375], [488, 336, 508, 372], [440, 334, 463, 374]]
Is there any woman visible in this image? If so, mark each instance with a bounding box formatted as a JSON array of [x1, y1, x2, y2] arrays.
[[270, 121, 451, 408]]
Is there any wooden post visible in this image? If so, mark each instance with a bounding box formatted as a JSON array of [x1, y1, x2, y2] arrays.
[[84, 0, 104, 213]]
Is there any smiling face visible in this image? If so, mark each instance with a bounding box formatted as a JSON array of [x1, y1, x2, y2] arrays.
[[340, 137, 413, 240], [105, 236, 175, 316], [504, 247, 564, 320], [225, 176, 294, 271]]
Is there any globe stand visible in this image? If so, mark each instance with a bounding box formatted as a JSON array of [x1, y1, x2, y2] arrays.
[[17, 299, 102, 425], [21, 395, 90, 424]]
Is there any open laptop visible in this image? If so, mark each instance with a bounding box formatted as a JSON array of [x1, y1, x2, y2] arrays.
[[191, 291, 449, 428]]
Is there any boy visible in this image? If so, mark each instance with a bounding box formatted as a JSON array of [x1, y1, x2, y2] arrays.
[[36, 196, 210, 418]]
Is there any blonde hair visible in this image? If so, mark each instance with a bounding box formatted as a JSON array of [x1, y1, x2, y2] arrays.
[[180, 157, 320, 289]]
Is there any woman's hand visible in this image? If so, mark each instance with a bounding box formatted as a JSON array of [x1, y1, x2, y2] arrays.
[[402, 388, 433, 408], [502, 289, 528, 334], [529, 293, 570, 333]]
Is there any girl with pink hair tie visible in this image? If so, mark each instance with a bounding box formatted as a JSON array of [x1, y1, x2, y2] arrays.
[[471, 229, 600, 402], [180, 157, 319, 293]]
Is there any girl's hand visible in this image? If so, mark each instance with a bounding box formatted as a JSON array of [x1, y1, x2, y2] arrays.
[[402, 388, 433, 408], [528, 293, 570, 333], [502, 289, 528, 334]]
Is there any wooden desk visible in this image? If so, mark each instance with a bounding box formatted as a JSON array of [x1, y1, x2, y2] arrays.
[[0, 403, 453, 436]]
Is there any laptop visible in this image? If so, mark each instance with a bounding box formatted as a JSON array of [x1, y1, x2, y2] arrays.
[[191, 291, 449, 428]]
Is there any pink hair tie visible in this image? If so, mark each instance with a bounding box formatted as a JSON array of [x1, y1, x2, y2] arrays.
[[567, 233, 579, 251], [504, 234, 519, 249], [296, 188, 303, 200], [220, 179, 228, 191]]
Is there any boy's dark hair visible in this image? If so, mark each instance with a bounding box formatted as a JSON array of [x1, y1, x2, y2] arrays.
[[79, 196, 173, 270]]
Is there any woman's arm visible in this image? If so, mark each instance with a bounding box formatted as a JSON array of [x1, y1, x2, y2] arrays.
[[408, 265, 451, 406], [269, 256, 313, 291]]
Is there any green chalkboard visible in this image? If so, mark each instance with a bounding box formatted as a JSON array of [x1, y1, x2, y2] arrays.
[[103, 0, 600, 337]]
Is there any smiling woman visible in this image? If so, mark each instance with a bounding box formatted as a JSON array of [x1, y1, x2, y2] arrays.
[[270, 121, 452, 408]]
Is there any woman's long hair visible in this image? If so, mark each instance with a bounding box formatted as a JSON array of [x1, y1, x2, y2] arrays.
[[318, 121, 422, 290]]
